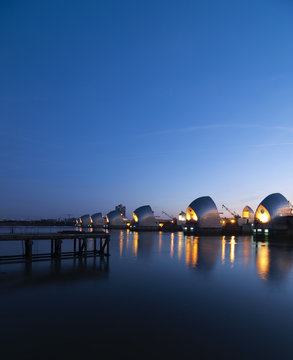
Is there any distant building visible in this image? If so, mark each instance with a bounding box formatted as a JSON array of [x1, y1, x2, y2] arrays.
[[178, 211, 186, 224], [254, 193, 292, 230], [133, 205, 157, 227], [91, 213, 106, 227], [186, 196, 221, 229], [242, 206, 254, 224], [79, 214, 92, 227], [107, 209, 127, 226]]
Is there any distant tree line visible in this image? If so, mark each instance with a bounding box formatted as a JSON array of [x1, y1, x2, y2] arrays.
[[0, 218, 76, 226]]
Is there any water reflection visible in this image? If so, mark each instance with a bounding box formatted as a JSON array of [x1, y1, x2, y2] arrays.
[[3, 229, 293, 359], [0, 256, 109, 292], [221, 236, 226, 264], [170, 233, 174, 258], [255, 243, 270, 280], [184, 235, 240, 271], [119, 230, 124, 258], [118, 231, 157, 258], [190, 237, 221, 273], [230, 236, 236, 266], [132, 232, 138, 257], [126, 229, 130, 250], [243, 237, 251, 265], [137, 232, 155, 258], [178, 232, 184, 260], [116, 231, 293, 283], [158, 231, 163, 253], [185, 236, 198, 268], [255, 241, 293, 283]]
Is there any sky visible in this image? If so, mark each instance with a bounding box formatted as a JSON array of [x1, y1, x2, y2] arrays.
[[1, 0, 293, 219]]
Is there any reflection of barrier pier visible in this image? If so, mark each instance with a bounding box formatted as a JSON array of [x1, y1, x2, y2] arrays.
[[0, 231, 110, 264]]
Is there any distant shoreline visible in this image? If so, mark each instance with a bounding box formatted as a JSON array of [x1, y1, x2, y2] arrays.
[[0, 221, 75, 227]]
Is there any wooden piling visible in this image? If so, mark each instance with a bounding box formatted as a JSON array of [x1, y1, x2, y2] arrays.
[[100, 238, 103, 255], [106, 238, 109, 257], [25, 240, 33, 261], [78, 238, 82, 256]]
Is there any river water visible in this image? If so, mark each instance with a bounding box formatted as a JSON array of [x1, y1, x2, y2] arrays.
[[1, 228, 293, 359]]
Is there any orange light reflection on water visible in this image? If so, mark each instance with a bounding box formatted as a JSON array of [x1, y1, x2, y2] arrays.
[[178, 232, 183, 260], [192, 237, 198, 267], [185, 236, 198, 268], [119, 231, 124, 258], [243, 237, 250, 265], [185, 236, 191, 266], [170, 233, 174, 258], [126, 229, 130, 250], [230, 236, 236, 266], [222, 236, 226, 264], [158, 231, 163, 253], [256, 243, 270, 280], [132, 232, 138, 257]]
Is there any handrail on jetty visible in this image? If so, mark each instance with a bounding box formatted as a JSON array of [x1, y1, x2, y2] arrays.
[[0, 231, 110, 264]]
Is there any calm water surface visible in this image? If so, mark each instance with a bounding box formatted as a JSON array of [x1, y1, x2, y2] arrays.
[[1, 228, 293, 359]]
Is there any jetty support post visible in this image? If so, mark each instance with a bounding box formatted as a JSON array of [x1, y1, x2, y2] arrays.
[[106, 236, 109, 257], [83, 239, 87, 257], [78, 238, 82, 256], [99, 235, 110, 257], [94, 239, 97, 255], [55, 239, 62, 258], [25, 239, 33, 261], [99, 237, 103, 257], [74, 238, 77, 255]]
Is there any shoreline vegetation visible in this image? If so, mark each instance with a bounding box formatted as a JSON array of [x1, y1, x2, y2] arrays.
[[0, 220, 76, 226]]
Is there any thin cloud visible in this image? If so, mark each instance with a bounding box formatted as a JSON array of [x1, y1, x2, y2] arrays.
[[250, 142, 293, 148], [150, 124, 229, 135], [144, 124, 293, 136]]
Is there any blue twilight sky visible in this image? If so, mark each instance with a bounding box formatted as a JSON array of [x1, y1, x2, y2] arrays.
[[1, 0, 293, 219]]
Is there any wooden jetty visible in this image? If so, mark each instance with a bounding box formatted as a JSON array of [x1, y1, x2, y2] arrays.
[[0, 231, 110, 264]]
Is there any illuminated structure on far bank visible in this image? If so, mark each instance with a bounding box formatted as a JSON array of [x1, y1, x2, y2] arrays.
[[106, 209, 126, 226], [133, 205, 157, 227], [185, 196, 221, 229], [79, 214, 92, 227], [255, 193, 292, 228], [242, 206, 254, 224], [178, 211, 186, 224], [91, 213, 106, 227]]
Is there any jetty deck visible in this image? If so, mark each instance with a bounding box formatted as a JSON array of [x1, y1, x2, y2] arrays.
[[0, 231, 110, 264]]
